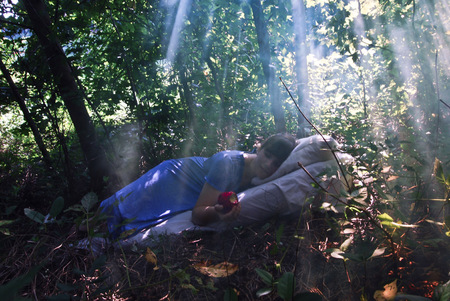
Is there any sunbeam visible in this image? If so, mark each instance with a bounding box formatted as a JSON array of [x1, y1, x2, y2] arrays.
[[166, 0, 192, 65]]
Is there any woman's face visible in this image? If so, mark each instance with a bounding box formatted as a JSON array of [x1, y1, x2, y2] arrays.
[[254, 149, 282, 179]]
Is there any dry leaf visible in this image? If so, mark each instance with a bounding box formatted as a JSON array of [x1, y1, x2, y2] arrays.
[[373, 279, 397, 301], [386, 175, 399, 182], [381, 166, 392, 174], [192, 261, 238, 278], [145, 247, 158, 269]]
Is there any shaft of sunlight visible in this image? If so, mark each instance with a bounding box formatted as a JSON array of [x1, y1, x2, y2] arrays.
[[166, 0, 191, 65]]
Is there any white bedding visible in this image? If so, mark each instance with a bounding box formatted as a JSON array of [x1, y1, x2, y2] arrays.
[[120, 135, 352, 248]]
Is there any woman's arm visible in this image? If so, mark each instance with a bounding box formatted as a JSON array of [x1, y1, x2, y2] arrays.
[[191, 183, 241, 226]]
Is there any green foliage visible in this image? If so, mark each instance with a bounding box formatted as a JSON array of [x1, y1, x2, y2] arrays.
[[0, 264, 43, 301], [0, 0, 449, 299]]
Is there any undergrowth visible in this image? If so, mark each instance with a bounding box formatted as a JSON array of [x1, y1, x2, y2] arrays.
[[0, 135, 449, 300]]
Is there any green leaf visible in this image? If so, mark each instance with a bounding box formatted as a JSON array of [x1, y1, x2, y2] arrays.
[[325, 248, 345, 260], [81, 192, 98, 212], [369, 247, 386, 259], [223, 287, 238, 301], [50, 196, 65, 218], [24, 208, 45, 224], [255, 268, 274, 286], [5, 205, 17, 215], [377, 213, 394, 227], [0, 264, 43, 299], [433, 158, 445, 183], [0, 220, 15, 227], [342, 253, 364, 262], [340, 237, 353, 252], [88, 255, 107, 275], [433, 279, 450, 301], [277, 272, 295, 301], [256, 287, 273, 297]]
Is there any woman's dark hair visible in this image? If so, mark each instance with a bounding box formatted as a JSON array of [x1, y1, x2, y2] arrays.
[[260, 133, 296, 164]]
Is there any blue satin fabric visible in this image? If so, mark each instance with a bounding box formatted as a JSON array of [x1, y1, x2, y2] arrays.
[[100, 151, 245, 238]]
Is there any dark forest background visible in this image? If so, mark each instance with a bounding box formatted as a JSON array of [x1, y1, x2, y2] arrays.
[[0, 0, 449, 300]]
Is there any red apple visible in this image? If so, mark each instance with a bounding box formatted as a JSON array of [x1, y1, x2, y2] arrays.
[[217, 191, 239, 213]]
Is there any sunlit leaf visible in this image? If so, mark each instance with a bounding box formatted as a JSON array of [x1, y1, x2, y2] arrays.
[[390, 222, 418, 228], [145, 247, 158, 269], [0, 228, 11, 235], [81, 192, 98, 212], [325, 248, 345, 260], [378, 213, 394, 227], [256, 287, 273, 297], [340, 237, 353, 252], [369, 247, 386, 259], [192, 261, 238, 278], [433, 158, 445, 182], [0, 220, 15, 227], [386, 175, 399, 182], [373, 279, 397, 301], [381, 166, 392, 174]]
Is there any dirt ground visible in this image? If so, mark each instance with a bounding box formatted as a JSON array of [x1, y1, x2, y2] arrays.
[[2, 208, 448, 301]]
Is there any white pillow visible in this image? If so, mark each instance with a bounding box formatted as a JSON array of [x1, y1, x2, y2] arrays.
[[251, 135, 339, 186]]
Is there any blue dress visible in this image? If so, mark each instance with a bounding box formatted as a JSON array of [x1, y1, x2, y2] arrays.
[[100, 151, 245, 238]]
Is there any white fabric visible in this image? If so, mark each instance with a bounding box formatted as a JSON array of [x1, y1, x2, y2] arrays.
[[251, 135, 339, 186]]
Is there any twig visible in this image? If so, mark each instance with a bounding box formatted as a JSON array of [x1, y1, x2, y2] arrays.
[[440, 99, 450, 110], [279, 77, 351, 189], [297, 162, 399, 277]]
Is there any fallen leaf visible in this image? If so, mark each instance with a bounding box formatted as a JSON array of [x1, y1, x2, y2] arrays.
[[373, 279, 397, 301], [386, 175, 399, 182], [381, 166, 392, 173], [119, 228, 137, 239], [145, 247, 158, 269], [192, 261, 238, 278]]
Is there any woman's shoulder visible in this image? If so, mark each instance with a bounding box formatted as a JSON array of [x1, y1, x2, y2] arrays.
[[212, 150, 245, 159], [204, 150, 245, 168]]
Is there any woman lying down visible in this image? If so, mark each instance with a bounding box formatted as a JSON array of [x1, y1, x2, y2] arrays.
[[98, 133, 297, 240], [80, 133, 349, 252]]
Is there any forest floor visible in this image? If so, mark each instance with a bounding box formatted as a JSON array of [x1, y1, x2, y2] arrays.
[[1, 207, 449, 301]]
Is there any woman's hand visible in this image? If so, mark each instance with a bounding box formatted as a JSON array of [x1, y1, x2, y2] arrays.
[[214, 202, 241, 222], [192, 183, 240, 226]]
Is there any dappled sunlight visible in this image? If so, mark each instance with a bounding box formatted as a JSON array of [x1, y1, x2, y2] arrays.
[[0, 0, 448, 299], [165, 0, 192, 65]]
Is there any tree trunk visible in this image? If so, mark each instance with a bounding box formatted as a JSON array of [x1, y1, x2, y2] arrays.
[[250, 0, 286, 133], [21, 0, 111, 192], [291, 0, 310, 138], [0, 55, 53, 169]]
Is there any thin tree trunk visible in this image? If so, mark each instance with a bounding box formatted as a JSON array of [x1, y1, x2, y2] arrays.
[[178, 63, 197, 132], [250, 0, 286, 133], [0, 54, 53, 169], [21, 0, 111, 192]]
